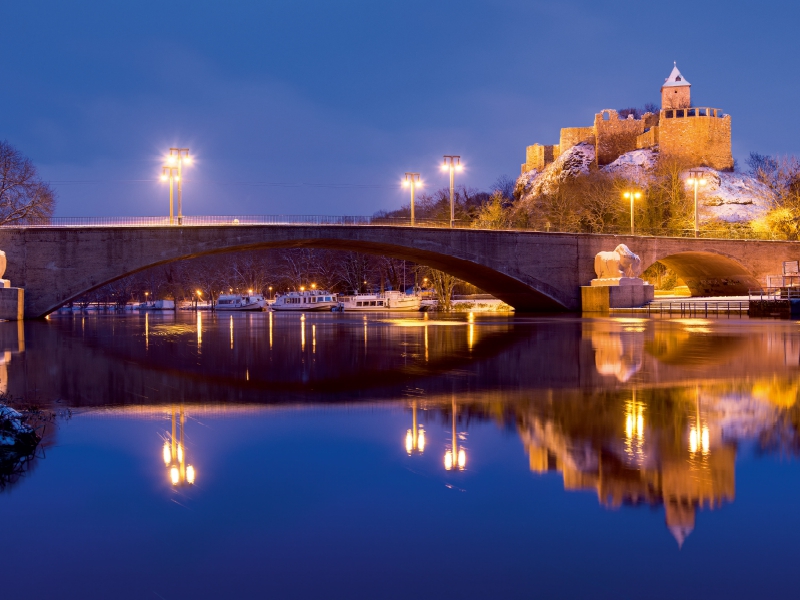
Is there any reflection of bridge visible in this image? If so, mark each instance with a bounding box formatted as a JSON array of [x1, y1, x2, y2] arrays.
[[1, 219, 799, 316]]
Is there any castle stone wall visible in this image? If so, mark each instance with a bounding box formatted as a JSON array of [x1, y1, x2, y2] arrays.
[[636, 127, 659, 149], [559, 127, 595, 155], [525, 144, 557, 171], [659, 111, 733, 171], [594, 110, 646, 166]]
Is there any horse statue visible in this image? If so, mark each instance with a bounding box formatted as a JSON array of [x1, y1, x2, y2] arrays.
[[594, 244, 642, 280]]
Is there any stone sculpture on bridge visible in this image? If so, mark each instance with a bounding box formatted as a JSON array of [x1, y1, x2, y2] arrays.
[[583, 243, 653, 311], [593, 244, 642, 283]]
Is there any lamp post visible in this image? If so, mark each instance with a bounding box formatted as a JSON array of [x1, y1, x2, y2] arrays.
[[167, 148, 191, 224], [622, 189, 642, 235], [442, 156, 462, 228], [403, 173, 421, 226], [686, 171, 707, 238], [160, 166, 179, 224]]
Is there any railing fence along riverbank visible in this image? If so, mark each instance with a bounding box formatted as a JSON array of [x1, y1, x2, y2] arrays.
[[611, 299, 749, 317], [0, 215, 792, 240]]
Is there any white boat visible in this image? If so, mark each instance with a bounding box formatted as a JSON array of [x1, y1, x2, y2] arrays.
[[271, 290, 338, 311], [338, 291, 421, 312], [215, 293, 266, 311], [137, 300, 175, 310]]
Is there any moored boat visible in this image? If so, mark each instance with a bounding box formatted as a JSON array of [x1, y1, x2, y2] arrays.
[[338, 291, 421, 312], [215, 293, 266, 311], [271, 290, 338, 311]]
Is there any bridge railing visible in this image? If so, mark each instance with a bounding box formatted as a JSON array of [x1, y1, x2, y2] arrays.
[[0, 215, 791, 241]]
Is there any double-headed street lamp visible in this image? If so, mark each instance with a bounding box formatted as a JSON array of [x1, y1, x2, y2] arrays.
[[686, 171, 707, 238], [160, 166, 179, 224], [167, 148, 191, 224], [441, 156, 462, 228], [402, 173, 421, 226], [622, 189, 642, 235]]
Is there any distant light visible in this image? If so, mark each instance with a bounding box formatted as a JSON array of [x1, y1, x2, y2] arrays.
[[402, 180, 409, 187], [160, 174, 168, 181], [170, 467, 180, 485], [162, 443, 171, 465], [455, 164, 463, 172], [167, 155, 176, 165], [186, 465, 195, 484]]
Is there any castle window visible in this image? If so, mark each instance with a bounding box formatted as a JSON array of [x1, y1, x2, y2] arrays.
[[699, 108, 707, 116], [602, 111, 610, 121], [665, 110, 674, 118], [676, 76, 682, 81], [688, 109, 696, 117], [676, 109, 684, 118]]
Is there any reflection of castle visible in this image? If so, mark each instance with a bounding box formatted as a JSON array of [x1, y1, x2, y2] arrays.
[[520, 398, 735, 546], [522, 64, 733, 173]]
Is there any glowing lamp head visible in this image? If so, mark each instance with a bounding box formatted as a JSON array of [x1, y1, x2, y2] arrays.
[[248, 289, 253, 294], [167, 155, 176, 165], [457, 448, 466, 469], [405, 430, 413, 454], [444, 450, 453, 470], [300, 286, 305, 292], [170, 467, 179, 485], [162, 442, 171, 465], [402, 179, 409, 188], [160, 174, 168, 181], [196, 290, 202, 296], [455, 163, 463, 172], [186, 465, 195, 484], [418, 429, 425, 453]]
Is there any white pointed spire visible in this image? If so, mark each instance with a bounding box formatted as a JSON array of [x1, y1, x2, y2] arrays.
[[663, 62, 690, 87]]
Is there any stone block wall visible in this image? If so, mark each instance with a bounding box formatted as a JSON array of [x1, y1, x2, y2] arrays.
[[523, 144, 558, 172], [636, 127, 659, 149], [559, 127, 595, 156], [594, 110, 646, 166], [659, 110, 733, 171]]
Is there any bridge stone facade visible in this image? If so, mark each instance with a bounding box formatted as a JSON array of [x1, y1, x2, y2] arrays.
[[0, 225, 797, 318]]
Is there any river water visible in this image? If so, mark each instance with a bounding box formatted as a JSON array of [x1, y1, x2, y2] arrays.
[[2, 311, 799, 599]]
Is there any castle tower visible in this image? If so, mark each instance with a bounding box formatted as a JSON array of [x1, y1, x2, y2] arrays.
[[661, 62, 691, 109]]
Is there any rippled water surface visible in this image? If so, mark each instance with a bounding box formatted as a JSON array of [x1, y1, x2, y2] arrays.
[[2, 312, 800, 599]]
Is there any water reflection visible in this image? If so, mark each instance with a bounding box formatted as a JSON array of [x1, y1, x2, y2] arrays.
[[4, 314, 800, 546], [162, 404, 196, 487]]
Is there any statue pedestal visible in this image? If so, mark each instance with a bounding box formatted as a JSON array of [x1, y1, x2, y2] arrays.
[[582, 279, 653, 312], [590, 277, 643, 287], [0, 288, 24, 321]]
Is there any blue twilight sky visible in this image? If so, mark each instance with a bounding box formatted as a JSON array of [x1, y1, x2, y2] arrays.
[[1, 0, 798, 217]]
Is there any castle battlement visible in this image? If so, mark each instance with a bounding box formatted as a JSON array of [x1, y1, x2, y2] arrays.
[[521, 65, 734, 175]]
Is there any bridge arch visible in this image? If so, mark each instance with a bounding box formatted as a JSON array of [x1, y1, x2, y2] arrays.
[[2, 226, 574, 317], [644, 250, 761, 296]]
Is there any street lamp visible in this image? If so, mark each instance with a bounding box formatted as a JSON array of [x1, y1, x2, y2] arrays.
[[441, 156, 462, 228], [160, 166, 179, 224], [168, 148, 191, 224], [686, 171, 707, 238], [268, 286, 273, 299], [403, 173, 421, 226], [622, 189, 642, 235]]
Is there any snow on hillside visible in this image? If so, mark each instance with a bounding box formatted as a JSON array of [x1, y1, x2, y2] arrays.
[[601, 149, 657, 184], [687, 167, 776, 223], [515, 144, 777, 224], [516, 142, 595, 199]]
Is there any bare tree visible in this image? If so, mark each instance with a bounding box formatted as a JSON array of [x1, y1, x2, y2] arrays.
[[0, 140, 56, 225]]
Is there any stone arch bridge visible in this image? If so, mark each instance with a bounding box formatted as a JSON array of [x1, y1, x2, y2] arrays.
[[0, 223, 797, 318]]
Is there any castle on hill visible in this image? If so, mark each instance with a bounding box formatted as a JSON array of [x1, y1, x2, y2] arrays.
[[521, 64, 733, 174]]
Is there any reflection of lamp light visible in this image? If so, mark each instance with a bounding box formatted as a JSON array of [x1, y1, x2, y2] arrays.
[[624, 391, 645, 465], [689, 387, 710, 455], [444, 397, 466, 470], [405, 401, 426, 455], [163, 404, 196, 487]]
